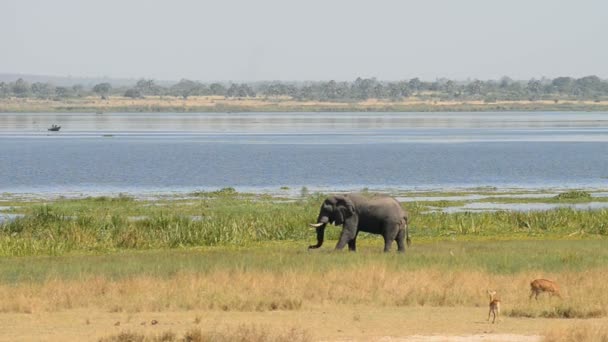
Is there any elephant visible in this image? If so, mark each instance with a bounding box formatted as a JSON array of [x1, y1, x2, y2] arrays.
[[308, 193, 411, 252]]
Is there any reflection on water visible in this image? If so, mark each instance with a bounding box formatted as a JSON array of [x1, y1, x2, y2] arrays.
[[1, 112, 608, 143]]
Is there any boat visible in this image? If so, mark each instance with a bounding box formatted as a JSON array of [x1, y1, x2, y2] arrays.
[[48, 124, 61, 131]]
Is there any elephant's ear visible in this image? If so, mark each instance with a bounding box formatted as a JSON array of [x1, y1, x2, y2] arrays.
[[335, 196, 355, 218]]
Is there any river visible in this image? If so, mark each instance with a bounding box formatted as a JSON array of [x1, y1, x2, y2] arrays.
[[1, 112, 607, 196]]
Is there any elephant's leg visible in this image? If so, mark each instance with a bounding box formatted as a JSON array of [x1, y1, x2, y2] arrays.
[[395, 228, 406, 253], [335, 230, 353, 251], [348, 238, 356, 252], [382, 235, 393, 252], [382, 222, 401, 252]]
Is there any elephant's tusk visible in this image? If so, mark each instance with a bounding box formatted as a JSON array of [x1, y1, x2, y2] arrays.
[[309, 223, 325, 228]]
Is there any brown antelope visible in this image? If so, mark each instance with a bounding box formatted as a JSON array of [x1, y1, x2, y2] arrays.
[[530, 279, 561, 300], [487, 290, 501, 323]]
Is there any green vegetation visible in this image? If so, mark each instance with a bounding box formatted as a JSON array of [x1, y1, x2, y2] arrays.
[[554, 190, 592, 200], [6, 76, 608, 101], [1, 191, 607, 257], [1, 239, 607, 284]]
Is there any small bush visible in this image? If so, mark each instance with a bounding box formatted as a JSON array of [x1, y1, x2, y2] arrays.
[[554, 191, 592, 200]]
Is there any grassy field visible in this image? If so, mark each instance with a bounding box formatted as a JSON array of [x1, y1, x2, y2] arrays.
[[2, 96, 608, 112], [1, 190, 608, 341]]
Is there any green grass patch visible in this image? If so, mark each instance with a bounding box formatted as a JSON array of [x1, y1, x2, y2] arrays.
[[1, 239, 607, 284], [1, 193, 608, 256]]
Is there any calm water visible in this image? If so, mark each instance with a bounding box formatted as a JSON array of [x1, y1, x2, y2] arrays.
[[1, 112, 607, 196]]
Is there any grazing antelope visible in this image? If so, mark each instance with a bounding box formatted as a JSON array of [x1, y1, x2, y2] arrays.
[[487, 290, 501, 323], [530, 279, 561, 300]]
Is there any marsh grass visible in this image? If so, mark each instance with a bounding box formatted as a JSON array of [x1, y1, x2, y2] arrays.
[[1, 195, 608, 256]]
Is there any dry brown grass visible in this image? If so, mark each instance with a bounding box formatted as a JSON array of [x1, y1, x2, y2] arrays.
[[98, 325, 311, 342], [2, 96, 608, 112], [1, 266, 606, 318]]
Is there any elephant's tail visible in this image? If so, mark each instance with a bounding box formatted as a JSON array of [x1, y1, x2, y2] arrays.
[[403, 216, 411, 246]]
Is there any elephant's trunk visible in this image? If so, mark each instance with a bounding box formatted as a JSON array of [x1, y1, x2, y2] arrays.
[[308, 224, 326, 249], [308, 216, 329, 249]]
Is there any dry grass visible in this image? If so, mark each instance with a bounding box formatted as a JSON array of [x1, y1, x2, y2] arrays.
[[543, 322, 608, 342], [2, 96, 608, 112], [98, 325, 311, 342], [1, 266, 606, 319]]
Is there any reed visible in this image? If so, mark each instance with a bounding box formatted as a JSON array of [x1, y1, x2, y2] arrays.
[[1, 195, 608, 256]]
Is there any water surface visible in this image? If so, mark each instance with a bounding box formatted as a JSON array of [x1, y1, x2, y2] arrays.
[[1, 112, 607, 195]]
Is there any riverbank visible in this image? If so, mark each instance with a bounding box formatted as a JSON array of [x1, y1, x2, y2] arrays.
[[2, 96, 608, 112]]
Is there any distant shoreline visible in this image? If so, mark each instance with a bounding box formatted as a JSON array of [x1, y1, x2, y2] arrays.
[[2, 96, 608, 113]]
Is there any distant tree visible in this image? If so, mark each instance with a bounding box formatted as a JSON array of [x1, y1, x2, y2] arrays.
[[372, 83, 385, 98], [551, 77, 574, 94], [408, 78, 422, 93], [385, 83, 401, 100], [575, 75, 602, 97], [226, 83, 255, 98], [135, 79, 160, 96], [171, 79, 201, 99], [351, 77, 379, 100], [209, 83, 227, 96], [54, 86, 72, 98], [31, 82, 55, 99], [320, 80, 339, 100], [263, 82, 291, 97], [124, 88, 143, 98], [466, 80, 484, 96], [12, 78, 31, 97], [526, 79, 543, 100], [444, 80, 456, 95], [92, 82, 112, 99], [506, 82, 525, 100], [296, 85, 314, 100]]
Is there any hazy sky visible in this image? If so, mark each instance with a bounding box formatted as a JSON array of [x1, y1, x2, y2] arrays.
[[1, 0, 606, 81]]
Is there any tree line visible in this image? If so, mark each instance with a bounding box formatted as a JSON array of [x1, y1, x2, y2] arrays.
[[1, 76, 607, 102]]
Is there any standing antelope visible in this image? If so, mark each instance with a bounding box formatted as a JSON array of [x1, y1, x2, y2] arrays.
[[487, 290, 501, 323], [530, 279, 561, 300]]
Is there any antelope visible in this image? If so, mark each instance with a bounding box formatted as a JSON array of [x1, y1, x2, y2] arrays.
[[530, 279, 561, 300], [487, 290, 500, 323]]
